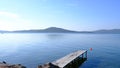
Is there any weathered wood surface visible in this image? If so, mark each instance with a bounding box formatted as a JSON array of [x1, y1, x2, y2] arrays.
[[52, 50, 87, 68]]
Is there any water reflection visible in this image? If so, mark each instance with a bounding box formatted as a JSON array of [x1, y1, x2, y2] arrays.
[[46, 33, 64, 39], [64, 57, 87, 68]]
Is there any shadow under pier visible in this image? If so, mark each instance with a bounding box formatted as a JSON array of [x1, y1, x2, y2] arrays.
[[64, 57, 87, 68]]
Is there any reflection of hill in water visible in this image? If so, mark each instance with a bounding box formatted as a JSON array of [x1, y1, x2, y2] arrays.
[[46, 34, 65, 39], [64, 57, 87, 68]]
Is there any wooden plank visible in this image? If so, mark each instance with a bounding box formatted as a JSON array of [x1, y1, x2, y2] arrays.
[[52, 50, 87, 68]]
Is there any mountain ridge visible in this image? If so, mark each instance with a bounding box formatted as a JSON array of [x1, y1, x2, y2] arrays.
[[0, 27, 120, 34]]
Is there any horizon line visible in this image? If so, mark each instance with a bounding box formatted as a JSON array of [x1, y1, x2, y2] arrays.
[[0, 27, 120, 32]]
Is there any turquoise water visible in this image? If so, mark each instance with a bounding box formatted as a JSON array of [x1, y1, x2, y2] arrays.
[[0, 33, 120, 68]]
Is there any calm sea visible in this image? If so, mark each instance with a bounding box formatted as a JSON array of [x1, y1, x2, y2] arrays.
[[0, 33, 120, 68]]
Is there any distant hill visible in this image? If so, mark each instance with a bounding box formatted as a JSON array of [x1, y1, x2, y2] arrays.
[[0, 27, 120, 34], [0, 30, 8, 33], [12, 27, 79, 33], [93, 29, 120, 34]]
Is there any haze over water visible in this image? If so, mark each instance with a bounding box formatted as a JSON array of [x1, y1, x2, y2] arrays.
[[0, 33, 120, 68]]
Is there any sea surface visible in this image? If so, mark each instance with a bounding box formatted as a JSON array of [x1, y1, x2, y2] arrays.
[[0, 33, 120, 68]]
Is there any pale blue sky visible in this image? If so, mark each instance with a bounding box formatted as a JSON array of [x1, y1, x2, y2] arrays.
[[0, 0, 120, 31]]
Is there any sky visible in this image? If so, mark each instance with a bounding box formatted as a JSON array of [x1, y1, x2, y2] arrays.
[[0, 0, 120, 31]]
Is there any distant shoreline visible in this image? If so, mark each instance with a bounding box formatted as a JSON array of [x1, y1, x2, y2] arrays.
[[1, 27, 120, 34]]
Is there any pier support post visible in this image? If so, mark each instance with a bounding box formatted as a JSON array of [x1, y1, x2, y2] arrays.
[[85, 51, 87, 58], [82, 54, 84, 58]]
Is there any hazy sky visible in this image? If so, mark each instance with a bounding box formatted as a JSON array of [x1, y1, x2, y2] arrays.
[[0, 0, 120, 31]]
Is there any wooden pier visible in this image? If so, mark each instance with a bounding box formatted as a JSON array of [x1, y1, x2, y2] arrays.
[[38, 50, 87, 68], [0, 50, 87, 68]]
